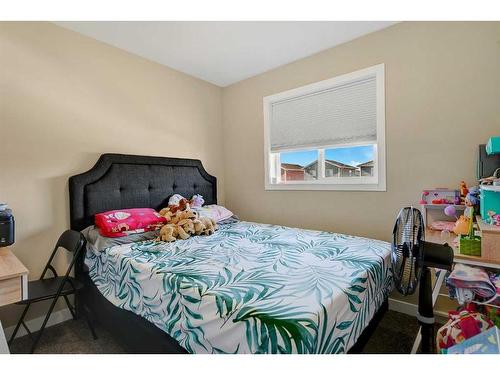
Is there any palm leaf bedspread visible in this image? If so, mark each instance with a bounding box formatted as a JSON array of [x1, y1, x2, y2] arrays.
[[85, 221, 392, 354]]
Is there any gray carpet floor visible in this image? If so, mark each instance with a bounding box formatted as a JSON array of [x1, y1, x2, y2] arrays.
[[8, 310, 425, 354]]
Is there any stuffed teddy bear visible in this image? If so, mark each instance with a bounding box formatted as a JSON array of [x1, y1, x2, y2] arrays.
[[176, 218, 195, 240], [176, 208, 197, 222], [169, 198, 190, 214], [199, 217, 217, 235], [192, 218, 205, 235], [159, 207, 175, 222], [159, 223, 178, 242], [160, 196, 191, 217], [159, 203, 196, 220], [157, 199, 219, 242]]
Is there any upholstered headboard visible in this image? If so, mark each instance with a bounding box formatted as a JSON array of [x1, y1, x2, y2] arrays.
[[69, 153, 217, 231]]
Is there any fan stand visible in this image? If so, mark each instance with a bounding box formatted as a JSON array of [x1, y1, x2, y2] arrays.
[[412, 242, 454, 354], [416, 266, 436, 353]]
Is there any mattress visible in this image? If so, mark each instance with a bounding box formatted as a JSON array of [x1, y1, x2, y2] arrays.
[[84, 221, 392, 354]]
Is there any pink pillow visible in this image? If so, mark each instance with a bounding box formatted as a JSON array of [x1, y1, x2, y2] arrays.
[[95, 208, 167, 238]]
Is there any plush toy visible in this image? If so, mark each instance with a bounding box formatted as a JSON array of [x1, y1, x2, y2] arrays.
[[168, 194, 185, 206], [160, 196, 191, 216], [192, 218, 205, 235], [190, 194, 205, 208], [160, 204, 195, 223], [157, 200, 218, 242], [199, 216, 217, 235], [177, 208, 197, 222], [170, 198, 190, 214], [176, 218, 195, 240], [159, 207, 175, 221], [460, 181, 469, 204], [453, 215, 470, 235], [159, 223, 178, 242]]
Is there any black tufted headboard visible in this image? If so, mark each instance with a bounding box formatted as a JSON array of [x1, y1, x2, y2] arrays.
[[69, 153, 217, 231]]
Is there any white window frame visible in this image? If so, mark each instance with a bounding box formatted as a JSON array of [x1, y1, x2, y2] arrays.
[[263, 64, 386, 191]]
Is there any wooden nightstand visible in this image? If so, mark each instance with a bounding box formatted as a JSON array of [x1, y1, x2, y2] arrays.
[[0, 248, 28, 307]]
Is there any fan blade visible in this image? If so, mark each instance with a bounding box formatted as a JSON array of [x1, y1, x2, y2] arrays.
[[391, 207, 425, 296]]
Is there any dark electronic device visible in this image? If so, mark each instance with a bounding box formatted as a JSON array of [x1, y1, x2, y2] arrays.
[[478, 144, 500, 179], [0, 208, 15, 247]]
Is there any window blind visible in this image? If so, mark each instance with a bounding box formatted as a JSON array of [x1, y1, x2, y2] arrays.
[[270, 76, 377, 152]]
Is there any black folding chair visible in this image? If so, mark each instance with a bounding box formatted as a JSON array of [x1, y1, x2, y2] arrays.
[[8, 230, 97, 353]]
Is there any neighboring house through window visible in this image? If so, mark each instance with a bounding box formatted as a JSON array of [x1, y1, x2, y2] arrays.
[[306, 159, 361, 178], [358, 160, 375, 177], [263, 64, 386, 191], [280, 163, 305, 181]]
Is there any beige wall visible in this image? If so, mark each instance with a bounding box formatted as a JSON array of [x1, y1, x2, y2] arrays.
[[222, 21, 500, 241], [1, 21, 499, 330], [0, 22, 224, 326]]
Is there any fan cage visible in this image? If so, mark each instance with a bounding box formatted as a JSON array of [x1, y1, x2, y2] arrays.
[[391, 207, 425, 296]]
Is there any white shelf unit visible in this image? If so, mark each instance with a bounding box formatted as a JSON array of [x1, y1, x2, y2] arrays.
[[421, 203, 465, 230]]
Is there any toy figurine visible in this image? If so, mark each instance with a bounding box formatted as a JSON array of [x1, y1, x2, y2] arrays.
[[451, 187, 481, 235], [460, 181, 469, 205], [444, 204, 468, 235], [464, 187, 480, 219], [487, 210, 496, 225], [495, 214, 500, 226], [453, 215, 470, 235], [420, 190, 429, 204]]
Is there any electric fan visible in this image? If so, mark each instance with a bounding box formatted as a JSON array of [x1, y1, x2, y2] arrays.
[[391, 207, 454, 353]]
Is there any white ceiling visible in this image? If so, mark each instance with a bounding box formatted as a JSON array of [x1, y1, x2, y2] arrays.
[[54, 21, 397, 87]]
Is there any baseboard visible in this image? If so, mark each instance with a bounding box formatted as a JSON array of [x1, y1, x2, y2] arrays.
[[389, 298, 448, 324], [388, 297, 418, 316], [2, 308, 73, 341]]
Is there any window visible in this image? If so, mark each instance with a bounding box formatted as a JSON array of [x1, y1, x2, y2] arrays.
[[264, 64, 386, 191]]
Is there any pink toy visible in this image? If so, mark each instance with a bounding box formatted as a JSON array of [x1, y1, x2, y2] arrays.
[[444, 205, 457, 219], [420, 190, 430, 204]]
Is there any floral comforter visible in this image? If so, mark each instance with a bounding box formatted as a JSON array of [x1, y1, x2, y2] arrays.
[[85, 221, 392, 354]]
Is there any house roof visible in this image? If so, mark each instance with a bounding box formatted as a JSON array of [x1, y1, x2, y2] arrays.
[[325, 159, 358, 169], [304, 159, 358, 170], [358, 160, 374, 167], [281, 163, 304, 171]]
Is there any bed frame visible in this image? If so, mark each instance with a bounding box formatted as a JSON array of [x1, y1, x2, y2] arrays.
[[69, 153, 387, 354]]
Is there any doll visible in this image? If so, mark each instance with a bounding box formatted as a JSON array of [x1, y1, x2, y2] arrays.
[[464, 187, 480, 219], [460, 181, 469, 205]]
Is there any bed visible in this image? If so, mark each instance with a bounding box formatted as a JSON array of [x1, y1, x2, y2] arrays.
[[69, 153, 392, 354]]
